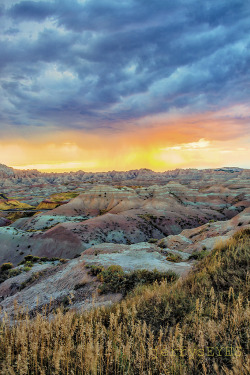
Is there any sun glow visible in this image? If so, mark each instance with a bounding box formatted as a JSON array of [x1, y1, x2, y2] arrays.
[[6, 136, 250, 173], [1, 107, 249, 172]]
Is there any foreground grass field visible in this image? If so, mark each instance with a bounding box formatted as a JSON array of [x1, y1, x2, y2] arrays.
[[0, 229, 249, 374]]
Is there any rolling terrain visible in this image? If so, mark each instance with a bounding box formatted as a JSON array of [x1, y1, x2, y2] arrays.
[[0, 163, 250, 205], [0, 164, 249, 316], [0, 207, 249, 319], [0, 178, 249, 266]]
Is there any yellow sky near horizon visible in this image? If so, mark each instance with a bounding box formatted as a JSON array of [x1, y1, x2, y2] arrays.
[[2, 136, 249, 173], [1, 108, 250, 172]]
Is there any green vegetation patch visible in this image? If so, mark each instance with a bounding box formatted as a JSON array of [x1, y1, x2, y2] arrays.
[[189, 248, 210, 260], [50, 191, 80, 202], [86, 264, 105, 276], [0, 263, 22, 283], [18, 255, 64, 268], [165, 253, 182, 262], [0, 262, 13, 272], [148, 238, 158, 243], [87, 264, 178, 296], [0, 256, 66, 284]]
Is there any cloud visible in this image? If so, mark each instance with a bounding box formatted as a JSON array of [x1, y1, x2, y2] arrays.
[[162, 139, 210, 151], [9, 1, 54, 21], [0, 0, 249, 139], [14, 161, 97, 171]]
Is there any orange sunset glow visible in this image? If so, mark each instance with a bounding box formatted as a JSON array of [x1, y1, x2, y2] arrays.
[[1, 106, 249, 172]]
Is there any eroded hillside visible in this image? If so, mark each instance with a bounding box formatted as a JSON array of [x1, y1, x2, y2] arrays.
[[0, 179, 249, 265], [0, 165, 249, 318]]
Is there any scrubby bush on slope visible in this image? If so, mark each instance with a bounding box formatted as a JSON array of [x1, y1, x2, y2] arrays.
[[0, 229, 249, 374], [0, 263, 18, 283], [97, 265, 178, 295]]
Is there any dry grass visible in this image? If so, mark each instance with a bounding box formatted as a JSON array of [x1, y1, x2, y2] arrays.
[[0, 229, 249, 374]]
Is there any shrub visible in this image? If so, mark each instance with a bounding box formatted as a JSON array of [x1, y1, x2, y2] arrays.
[[98, 265, 126, 294], [23, 266, 32, 272], [166, 253, 182, 262], [24, 261, 34, 268], [19, 255, 40, 265], [148, 238, 158, 243], [189, 249, 209, 260], [32, 256, 40, 262], [87, 264, 105, 276], [24, 255, 35, 262], [8, 268, 21, 278], [98, 266, 178, 295], [158, 240, 167, 248], [0, 263, 19, 284], [0, 262, 13, 272], [74, 282, 87, 290]]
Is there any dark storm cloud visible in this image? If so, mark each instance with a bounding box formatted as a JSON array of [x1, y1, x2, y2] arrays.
[[0, 0, 250, 132], [9, 1, 54, 21]]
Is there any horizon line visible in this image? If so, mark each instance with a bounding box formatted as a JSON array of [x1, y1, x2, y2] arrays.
[[6, 164, 248, 175]]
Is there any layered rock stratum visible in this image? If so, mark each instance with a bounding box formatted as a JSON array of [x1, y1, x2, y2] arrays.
[[0, 164, 249, 315]]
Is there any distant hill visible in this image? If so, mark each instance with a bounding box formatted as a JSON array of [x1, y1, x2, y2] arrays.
[[0, 162, 249, 183], [0, 164, 15, 177]]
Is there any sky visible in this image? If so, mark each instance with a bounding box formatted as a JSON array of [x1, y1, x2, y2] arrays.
[[0, 0, 250, 172]]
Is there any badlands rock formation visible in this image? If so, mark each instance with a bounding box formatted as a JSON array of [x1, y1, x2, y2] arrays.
[[0, 178, 249, 265], [0, 208, 249, 318], [0, 163, 249, 205], [0, 166, 250, 264], [0, 164, 249, 315], [0, 194, 33, 211]]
